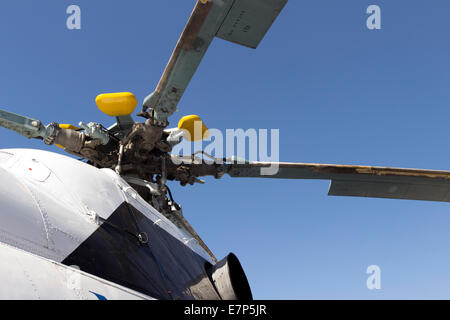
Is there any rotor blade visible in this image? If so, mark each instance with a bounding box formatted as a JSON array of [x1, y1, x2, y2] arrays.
[[0, 109, 46, 139], [143, 0, 288, 122], [225, 162, 450, 202]]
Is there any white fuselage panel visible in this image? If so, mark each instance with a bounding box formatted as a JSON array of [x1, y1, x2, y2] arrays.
[[0, 149, 213, 263], [0, 242, 153, 300]]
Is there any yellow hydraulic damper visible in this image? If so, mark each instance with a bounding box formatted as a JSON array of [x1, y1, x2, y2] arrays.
[[95, 92, 137, 117], [55, 124, 80, 149], [178, 115, 209, 141]]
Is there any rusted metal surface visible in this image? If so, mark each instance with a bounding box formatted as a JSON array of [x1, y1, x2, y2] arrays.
[[328, 179, 450, 202], [303, 163, 450, 180], [215, 161, 450, 202], [143, 0, 288, 122], [155, 0, 213, 94], [181, 1, 213, 51], [227, 162, 450, 180]]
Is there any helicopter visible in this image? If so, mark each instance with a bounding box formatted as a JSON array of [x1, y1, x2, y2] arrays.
[[0, 0, 449, 300]]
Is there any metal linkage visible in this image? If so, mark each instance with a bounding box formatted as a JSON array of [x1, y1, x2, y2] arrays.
[[78, 122, 110, 145]]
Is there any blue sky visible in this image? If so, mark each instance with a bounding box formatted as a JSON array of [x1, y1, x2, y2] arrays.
[[1, 0, 450, 299]]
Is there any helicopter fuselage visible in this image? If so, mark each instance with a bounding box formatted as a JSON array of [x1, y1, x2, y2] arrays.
[[0, 148, 219, 299]]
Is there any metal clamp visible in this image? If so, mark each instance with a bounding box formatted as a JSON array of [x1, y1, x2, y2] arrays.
[[43, 122, 60, 145], [79, 122, 110, 145]]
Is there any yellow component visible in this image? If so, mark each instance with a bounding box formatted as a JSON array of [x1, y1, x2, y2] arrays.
[[178, 115, 210, 142], [200, 0, 208, 4], [95, 92, 137, 117], [59, 124, 79, 130], [56, 124, 79, 149]]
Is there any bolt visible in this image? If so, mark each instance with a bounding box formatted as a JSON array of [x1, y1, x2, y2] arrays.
[[30, 120, 40, 128]]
